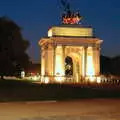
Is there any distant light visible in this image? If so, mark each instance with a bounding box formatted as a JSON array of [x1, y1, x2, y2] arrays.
[[89, 76, 95, 82], [55, 76, 64, 83], [21, 71, 25, 78], [44, 77, 49, 84], [97, 77, 101, 83], [32, 76, 38, 81]]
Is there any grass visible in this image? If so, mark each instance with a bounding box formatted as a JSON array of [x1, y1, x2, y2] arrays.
[[0, 79, 120, 102]]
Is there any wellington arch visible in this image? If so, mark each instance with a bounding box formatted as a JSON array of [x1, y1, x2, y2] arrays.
[[39, 12, 103, 83]]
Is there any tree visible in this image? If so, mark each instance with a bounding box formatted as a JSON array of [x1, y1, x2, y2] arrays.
[[100, 55, 112, 75], [111, 56, 120, 75], [100, 55, 120, 76], [0, 17, 30, 79]]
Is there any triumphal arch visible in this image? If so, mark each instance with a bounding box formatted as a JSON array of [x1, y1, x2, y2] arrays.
[[39, 10, 103, 83]]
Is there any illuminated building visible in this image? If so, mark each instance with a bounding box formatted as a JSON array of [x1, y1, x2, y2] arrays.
[[39, 10, 103, 83]]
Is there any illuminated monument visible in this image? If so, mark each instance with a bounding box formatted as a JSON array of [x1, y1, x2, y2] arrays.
[[39, 1, 103, 83]]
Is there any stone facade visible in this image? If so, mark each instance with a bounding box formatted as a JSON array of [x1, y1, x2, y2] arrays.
[[39, 25, 103, 83]]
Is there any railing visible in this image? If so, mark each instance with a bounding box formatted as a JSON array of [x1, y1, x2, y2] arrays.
[[37, 75, 120, 85]]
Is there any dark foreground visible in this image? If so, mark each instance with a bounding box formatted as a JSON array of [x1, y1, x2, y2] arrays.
[[0, 99, 120, 120], [0, 79, 120, 102]]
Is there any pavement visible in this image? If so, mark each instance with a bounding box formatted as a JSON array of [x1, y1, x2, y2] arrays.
[[0, 99, 120, 120]]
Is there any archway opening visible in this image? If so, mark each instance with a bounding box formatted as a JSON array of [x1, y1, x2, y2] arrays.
[[65, 56, 73, 76]]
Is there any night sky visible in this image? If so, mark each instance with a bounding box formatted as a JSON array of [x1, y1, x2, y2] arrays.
[[0, 0, 120, 62]]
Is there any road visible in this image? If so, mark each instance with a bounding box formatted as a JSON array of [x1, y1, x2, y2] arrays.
[[0, 99, 120, 120]]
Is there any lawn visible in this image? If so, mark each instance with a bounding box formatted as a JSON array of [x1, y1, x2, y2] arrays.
[[0, 79, 120, 102]]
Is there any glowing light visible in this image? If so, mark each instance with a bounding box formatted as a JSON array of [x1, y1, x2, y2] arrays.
[[86, 55, 95, 76], [89, 76, 95, 82], [97, 77, 101, 83], [40, 76, 44, 83], [28, 75, 40, 81], [55, 55, 64, 76], [55, 77, 64, 82], [21, 71, 25, 78], [44, 77, 49, 84], [48, 29, 52, 37], [32, 76, 38, 81]]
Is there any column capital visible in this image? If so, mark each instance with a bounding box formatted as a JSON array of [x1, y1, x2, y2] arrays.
[[92, 46, 101, 51], [48, 44, 54, 50], [41, 46, 45, 51], [83, 46, 88, 50]]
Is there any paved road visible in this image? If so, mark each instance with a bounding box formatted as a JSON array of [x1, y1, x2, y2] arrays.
[[0, 99, 120, 120]]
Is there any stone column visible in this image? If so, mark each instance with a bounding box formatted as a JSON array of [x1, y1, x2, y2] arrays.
[[53, 45, 56, 76], [96, 46, 100, 75], [92, 46, 100, 76], [47, 44, 54, 76], [73, 59, 78, 83], [44, 46, 48, 76], [55, 45, 65, 76], [84, 46, 88, 77], [98, 47, 100, 75], [41, 47, 45, 76], [63, 45, 65, 75]]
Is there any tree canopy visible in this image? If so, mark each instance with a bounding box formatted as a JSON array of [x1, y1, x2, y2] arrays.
[[0, 17, 30, 78], [100, 55, 120, 76]]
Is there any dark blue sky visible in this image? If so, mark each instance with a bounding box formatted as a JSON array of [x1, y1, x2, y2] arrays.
[[0, 0, 120, 62]]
